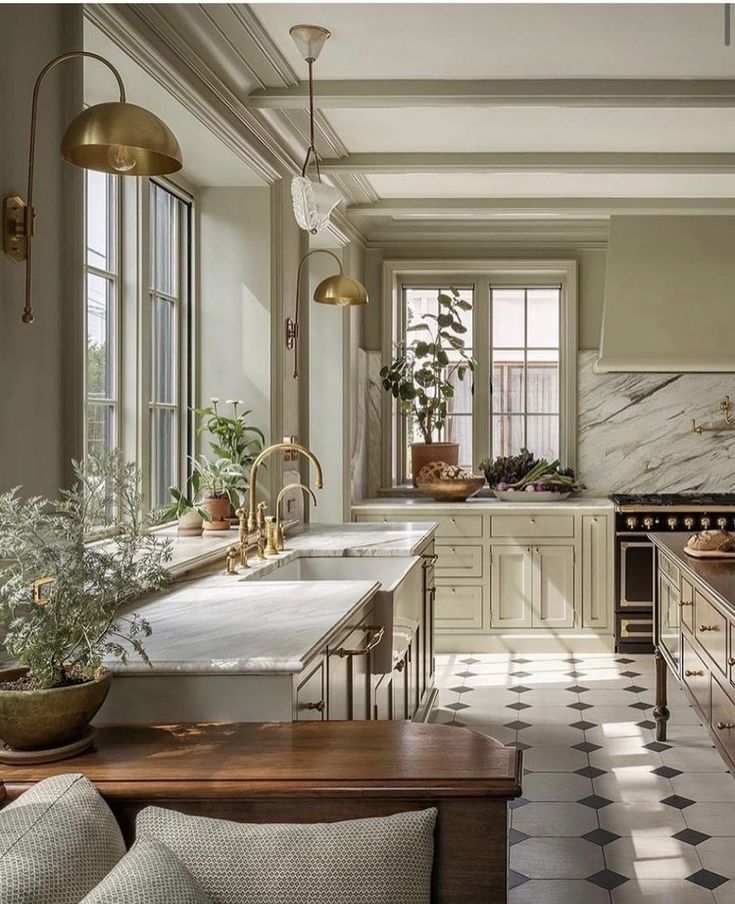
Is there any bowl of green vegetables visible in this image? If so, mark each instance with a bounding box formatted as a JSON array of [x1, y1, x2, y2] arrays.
[[478, 449, 585, 502]]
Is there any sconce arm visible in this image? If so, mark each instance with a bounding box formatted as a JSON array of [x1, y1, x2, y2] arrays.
[[289, 248, 343, 378]]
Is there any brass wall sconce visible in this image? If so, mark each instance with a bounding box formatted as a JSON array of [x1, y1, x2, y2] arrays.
[[692, 396, 735, 435], [2, 50, 182, 324], [285, 249, 368, 379]]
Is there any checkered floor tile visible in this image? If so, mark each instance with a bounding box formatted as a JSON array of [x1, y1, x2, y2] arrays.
[[430, 653, 735, 903]]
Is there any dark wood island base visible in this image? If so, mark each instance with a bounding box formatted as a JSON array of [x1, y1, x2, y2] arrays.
[[653, 647, 670, 742], [0, 721, 522, 904]]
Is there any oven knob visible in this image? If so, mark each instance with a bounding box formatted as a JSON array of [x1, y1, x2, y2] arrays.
[[625, 516, 638, 530], [701, 516, 712, 529], [643, 516, 654, 530], [667, 516, 678, 530], [718, 516, 728, 530], [684, 517, 695, 530]]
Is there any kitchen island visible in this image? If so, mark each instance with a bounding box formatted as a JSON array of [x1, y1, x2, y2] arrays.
[[651, 532, 735, 772], [97, 521, 437, 725]]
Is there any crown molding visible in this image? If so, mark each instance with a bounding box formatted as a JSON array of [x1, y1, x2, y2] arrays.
[[362, 218, 609, 248], [229, 4, 298, 87]]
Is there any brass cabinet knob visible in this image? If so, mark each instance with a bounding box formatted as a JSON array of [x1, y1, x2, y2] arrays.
[[530, 518, 536, 524], [305, 700, 325, 712], [716, 721, 735, 730], [729, 658, 735, 667], [685, 669, 704, 677]]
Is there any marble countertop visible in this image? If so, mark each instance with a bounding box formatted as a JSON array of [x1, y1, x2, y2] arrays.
[[650, 533, 735, 617], [353, 496, 613, 510], [108, 521, 436, 676]]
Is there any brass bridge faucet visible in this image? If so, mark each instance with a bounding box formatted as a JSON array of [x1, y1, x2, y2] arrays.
[[275, 483, 318, 551]]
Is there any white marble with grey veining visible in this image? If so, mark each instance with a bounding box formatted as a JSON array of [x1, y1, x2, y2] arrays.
[[577, 351, 735, 494], [367, 351, 384, 498], [353, 496, 612, 511]]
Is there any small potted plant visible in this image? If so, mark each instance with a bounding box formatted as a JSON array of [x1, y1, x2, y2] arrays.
[[193, 398, 264, 515], [380, 287, 475, 485], [0, 451, 171, 759], [156, 472, 212, 537], [191, 455, 244, 530]]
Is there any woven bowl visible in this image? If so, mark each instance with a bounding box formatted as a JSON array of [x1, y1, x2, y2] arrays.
[[417, 475, 485, 502]]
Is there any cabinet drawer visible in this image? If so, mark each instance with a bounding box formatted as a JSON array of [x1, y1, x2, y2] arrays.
[[435, 583, 484, 631], [491, 514, 574, 538], [434, 515, 484, 539], [294, 660, 326, 721], [659, 552, 680, 585], [680, 578, 694, 633], [435, 543, 483, 578], [694, 592, 727, 675], [682, 636, 710, 720], [712, 677, 735, 766]]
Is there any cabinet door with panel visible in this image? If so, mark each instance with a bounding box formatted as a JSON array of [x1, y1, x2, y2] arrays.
[[533, 545, 575, 629], [490, 546, 533, 629], [327, 616, 377, 721], [581, 515, 609, 629], [373, 673, 393, 721]]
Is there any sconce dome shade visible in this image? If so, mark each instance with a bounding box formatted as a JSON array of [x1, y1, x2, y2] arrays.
[[61, 102, 183, 176], [314, 273, 368, 307]]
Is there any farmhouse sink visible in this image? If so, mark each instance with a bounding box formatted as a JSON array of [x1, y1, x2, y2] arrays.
[[255, 555, 423, 673]]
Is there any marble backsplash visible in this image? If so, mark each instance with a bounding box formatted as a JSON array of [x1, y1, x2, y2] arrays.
[[577, 351, 735, 494]]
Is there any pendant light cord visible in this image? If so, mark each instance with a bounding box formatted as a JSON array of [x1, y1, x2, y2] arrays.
[[300, 57, 321, 181]]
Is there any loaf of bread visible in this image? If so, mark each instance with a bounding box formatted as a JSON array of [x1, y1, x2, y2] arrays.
[[686, 529, 735, 552]]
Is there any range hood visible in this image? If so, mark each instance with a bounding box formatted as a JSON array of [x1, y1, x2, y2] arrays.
[[595, 216, 735, 373]]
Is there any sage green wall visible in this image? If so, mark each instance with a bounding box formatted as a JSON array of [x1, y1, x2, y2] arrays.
[[0, 4, 83, 497]]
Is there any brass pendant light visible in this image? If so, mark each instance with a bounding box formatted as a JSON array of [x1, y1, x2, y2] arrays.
[[2, 50, 182, 324]]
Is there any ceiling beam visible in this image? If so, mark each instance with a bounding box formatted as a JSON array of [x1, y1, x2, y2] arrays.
[[347, 198, 735, 219], [321, 153, 735, 175], [247, 79, 735, 109]]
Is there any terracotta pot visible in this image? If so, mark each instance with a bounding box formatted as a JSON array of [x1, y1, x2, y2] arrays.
[[202, 496, 231, 531], [177, 510, 204, 537], [0, 667, 111, 751], [410, 442, 459, 487]]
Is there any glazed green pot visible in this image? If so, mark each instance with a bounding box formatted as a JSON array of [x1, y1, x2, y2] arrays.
[[0, 667, 112, 751]]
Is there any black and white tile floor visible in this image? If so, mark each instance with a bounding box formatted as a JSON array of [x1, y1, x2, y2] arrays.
[[430, 652, 735, 904]]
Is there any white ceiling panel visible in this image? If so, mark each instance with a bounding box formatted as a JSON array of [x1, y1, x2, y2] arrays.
[[251, 3, 732, 80], [366, 172, 735, 199]]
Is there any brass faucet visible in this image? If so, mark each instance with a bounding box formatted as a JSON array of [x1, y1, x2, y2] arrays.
[[275, 483, 317, 551], [247, 441, 324, 533]]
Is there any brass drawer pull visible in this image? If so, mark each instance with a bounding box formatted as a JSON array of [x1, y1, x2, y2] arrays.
[[335, 625, 385, 658], [421, 554, 438, 568], [679, 601, 693, 607], [699, 625, 719, 632], [685, 669, 704, 677], [305, 700, 325, 712], [716, 721, 735, 730]]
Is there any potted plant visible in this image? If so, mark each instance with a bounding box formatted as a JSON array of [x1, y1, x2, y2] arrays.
[[191, 455, 244, 531], [380, 287, 476, 485], [0, 451, 170, 757], [193, 398, 265, 514], [156, 471, 212, 537]]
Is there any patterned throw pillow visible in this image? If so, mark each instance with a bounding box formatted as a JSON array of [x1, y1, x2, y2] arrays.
[[0, 773, 125, 904], [81, 837, 213, 903], [137, 806, 437, 904]]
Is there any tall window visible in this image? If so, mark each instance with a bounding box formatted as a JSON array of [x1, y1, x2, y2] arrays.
[[84, 170, 119, 456], [148, 181, 190, 509], [491, 287, 560, 461]]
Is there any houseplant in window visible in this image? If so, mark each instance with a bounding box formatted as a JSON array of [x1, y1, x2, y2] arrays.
[[380, 288, 475, 485], [193, 398, 265, 516], [191, 455, 245, 530], [156, 471, 211, 537], [0, 451, 171, 760]]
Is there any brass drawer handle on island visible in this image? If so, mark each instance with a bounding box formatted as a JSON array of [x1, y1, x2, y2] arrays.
[[305, 700, 326, 713], [685, 669, 704, 677], [421, 554, 438, 568], [716, 721, 735, 730], [699, 625, 720, 632], [335, 625, 385, 658]]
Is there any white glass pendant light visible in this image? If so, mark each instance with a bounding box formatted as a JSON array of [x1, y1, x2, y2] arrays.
[[289, 24, 342, 234]]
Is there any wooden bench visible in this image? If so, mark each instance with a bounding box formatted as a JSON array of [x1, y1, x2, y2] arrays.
[[0, 721, 521, 903]]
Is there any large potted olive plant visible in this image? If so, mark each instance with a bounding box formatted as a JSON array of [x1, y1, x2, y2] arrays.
[[381, 287, 476, 485], [0, 451, 171, 759]]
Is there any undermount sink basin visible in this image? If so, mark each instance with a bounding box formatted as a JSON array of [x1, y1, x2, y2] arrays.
[[256, 555, 422, 673]]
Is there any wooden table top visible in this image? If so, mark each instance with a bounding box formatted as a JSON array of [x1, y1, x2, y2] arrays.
[[0, 722, 522, 801]]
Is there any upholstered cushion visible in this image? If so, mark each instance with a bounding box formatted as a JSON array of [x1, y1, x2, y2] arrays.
[[0, 773, 125, 904], [81, 837, 213, 903], [137, 805, 437, 904]]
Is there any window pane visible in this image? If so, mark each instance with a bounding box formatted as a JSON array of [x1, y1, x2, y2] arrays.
[[86, 403, 115, 455], [151, 183, 179, 296], [492, 288, 524, 346], [528, 349, 559, 415], [404, 287, 473, 346], [86, 273, 115, 398], [492, 349, 524, 413], [86, 170, 114, 270], [152, 296, 176, 404], [492, 414, 525, 459], [527, 415, 559, 461], [527, 288, 560, 348], [447, 352, 473, 414], [151, 408, 176, 508], [445, 415, 473, 470]]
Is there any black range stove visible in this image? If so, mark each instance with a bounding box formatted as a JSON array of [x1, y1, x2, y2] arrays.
[[613, 493, 735, 652]]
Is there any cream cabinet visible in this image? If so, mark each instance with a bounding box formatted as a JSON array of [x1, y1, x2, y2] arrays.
[[353, 500, 614, 651]]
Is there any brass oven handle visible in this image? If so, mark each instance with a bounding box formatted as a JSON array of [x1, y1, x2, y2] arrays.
[[716, 721, 735, 730], [685, 669, 703, 677], [335, 625, 385, 658], [305, 700, 325, 712], [699, 625, 719, 632]]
